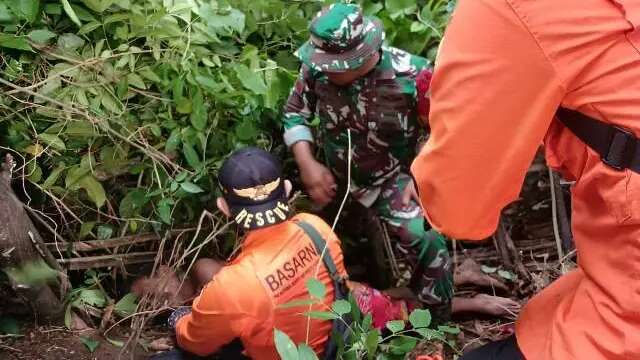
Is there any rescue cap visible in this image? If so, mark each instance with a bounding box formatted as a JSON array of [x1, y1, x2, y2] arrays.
[[218, 147, 291, 230]]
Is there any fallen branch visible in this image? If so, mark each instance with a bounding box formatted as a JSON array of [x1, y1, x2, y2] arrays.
[[57, 252, 157, 270], [44, 227, 204, 253]]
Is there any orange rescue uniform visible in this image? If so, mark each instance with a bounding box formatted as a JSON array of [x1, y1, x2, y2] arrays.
[[175, 213, 347, 359], [411, 0, 640, 359]]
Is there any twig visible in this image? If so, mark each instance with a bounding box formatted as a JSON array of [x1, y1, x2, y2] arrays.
[[24, 205, 68, 260], [306, 129, 352, 343], [381, 222, 401, 279], [548, 167, 564, 261]]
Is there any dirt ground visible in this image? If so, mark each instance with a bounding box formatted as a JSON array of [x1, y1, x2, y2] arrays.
[[0, 327, 150, 360]]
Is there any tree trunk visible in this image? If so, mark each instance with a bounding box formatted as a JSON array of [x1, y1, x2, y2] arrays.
[[0, 154, 63, 321]]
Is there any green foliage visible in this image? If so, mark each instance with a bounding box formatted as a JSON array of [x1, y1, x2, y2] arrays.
[[0, 0, 453, 245], [63, 270, 139, 329], [80, 336, 100, 353], [4, 259, 58, 286], [113, 292, 138, 317], [279, 287, 460, 359]]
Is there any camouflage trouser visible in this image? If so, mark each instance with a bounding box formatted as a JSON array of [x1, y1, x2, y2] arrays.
[[374, 172, 453, 321]]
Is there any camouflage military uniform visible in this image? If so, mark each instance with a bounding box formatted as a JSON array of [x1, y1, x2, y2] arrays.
[[283, 3, 453, 320]]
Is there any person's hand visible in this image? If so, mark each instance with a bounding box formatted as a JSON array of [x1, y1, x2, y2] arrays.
[[401, 179, 421, 207], [300, 160, 337, 207]]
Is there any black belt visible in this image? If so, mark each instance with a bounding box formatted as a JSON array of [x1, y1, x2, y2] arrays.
[[556, 107, 640, 172]]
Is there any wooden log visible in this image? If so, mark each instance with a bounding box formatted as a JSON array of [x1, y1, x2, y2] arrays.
[[0, 153, 63, 320]]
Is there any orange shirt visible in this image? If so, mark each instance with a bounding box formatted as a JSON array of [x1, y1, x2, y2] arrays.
[[411, 0, 640, 359], [175, 213, 347, 359]]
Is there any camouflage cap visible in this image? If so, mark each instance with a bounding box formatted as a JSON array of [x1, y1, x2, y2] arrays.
[[295, 3, 384, 73]]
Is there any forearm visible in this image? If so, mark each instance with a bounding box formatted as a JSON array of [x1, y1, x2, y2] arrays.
[[291, 141, 317, 169]]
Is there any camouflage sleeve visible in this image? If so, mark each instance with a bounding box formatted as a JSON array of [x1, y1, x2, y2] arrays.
[[282, 65, 317, 147]]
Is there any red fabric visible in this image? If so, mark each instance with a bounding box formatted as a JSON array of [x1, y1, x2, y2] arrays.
[[416, 69, 433, 122], [351, 284, 409, 329]]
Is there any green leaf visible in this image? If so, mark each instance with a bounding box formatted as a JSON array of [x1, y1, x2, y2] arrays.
[[481, 265, 498, 274], [386, 320, 405, 334], [26, 161, 42, 183], [180, 181, 204, 194], [106, 337, 124, 348], [303, 311, 338, 320], [66, 121, 95, 137], [362, 313, 373, 331], [61, 0, 82, 27], [273, 329, 298, 360], [332, 300, 351, 316], [81, 0, 113, 12], [5, 260, 57, 286], [298, 344, 319, 360], [101, 92, 121, 113], [305, 278, 326, 299], [234, 64, 267, 94], [365, 329, 380, 360], [190, 90, 206, 130], [78, 289, 106, 307], [104, 12, 128, 24], [43, 163, 65, 189], [176, 98, 192, 114], [278, 298, 318, 309], [0, 2, 15, 23], [114, 293, 138, 317], [80, 336, 100, 353], [7, 0, 40, 23], [57, 33, 85, 51], [235, 120, 257, 141], [44, 3, 62, 15], [127, 73, 146, 89], [388, 337, 417, 355], [386, 0, 414, 12], [28, 29, 56, 44], [119, 189, 148, 218], [79, 221, 96, 239], [78, 20, 102, 35], [409, 309, 431, 329], [65, 166, 90, 190], [157, 198, 173, 224], [79, 175, 106, 207], [175, 171, 189, 182], [199, 5, 245, 35], [498, 270, 516, 281], [195, 75, 224, 92], [437, 325, 461, 335], [139, 67, 161, 83], [97, 225, 113, 240], [0, 35, 32, 51], [410, 21, 427, 33], [165, 130, 182, 154], [415, 328, 445, 341], [363, 2, 384, 15], [182, 142, 201, 169], [38, 133, 66, 151]]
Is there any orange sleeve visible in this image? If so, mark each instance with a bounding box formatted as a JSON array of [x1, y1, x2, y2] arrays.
[[175, 268, 260, 356], [410, 0, 566, 240]]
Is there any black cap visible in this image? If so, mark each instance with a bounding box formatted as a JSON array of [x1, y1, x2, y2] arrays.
[[218, 147, 291, 230]]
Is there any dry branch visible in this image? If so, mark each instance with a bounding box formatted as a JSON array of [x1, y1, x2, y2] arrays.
[[57, 252, 157, 270]]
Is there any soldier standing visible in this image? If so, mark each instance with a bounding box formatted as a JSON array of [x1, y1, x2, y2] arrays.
[[283, 3, 518, 321]]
